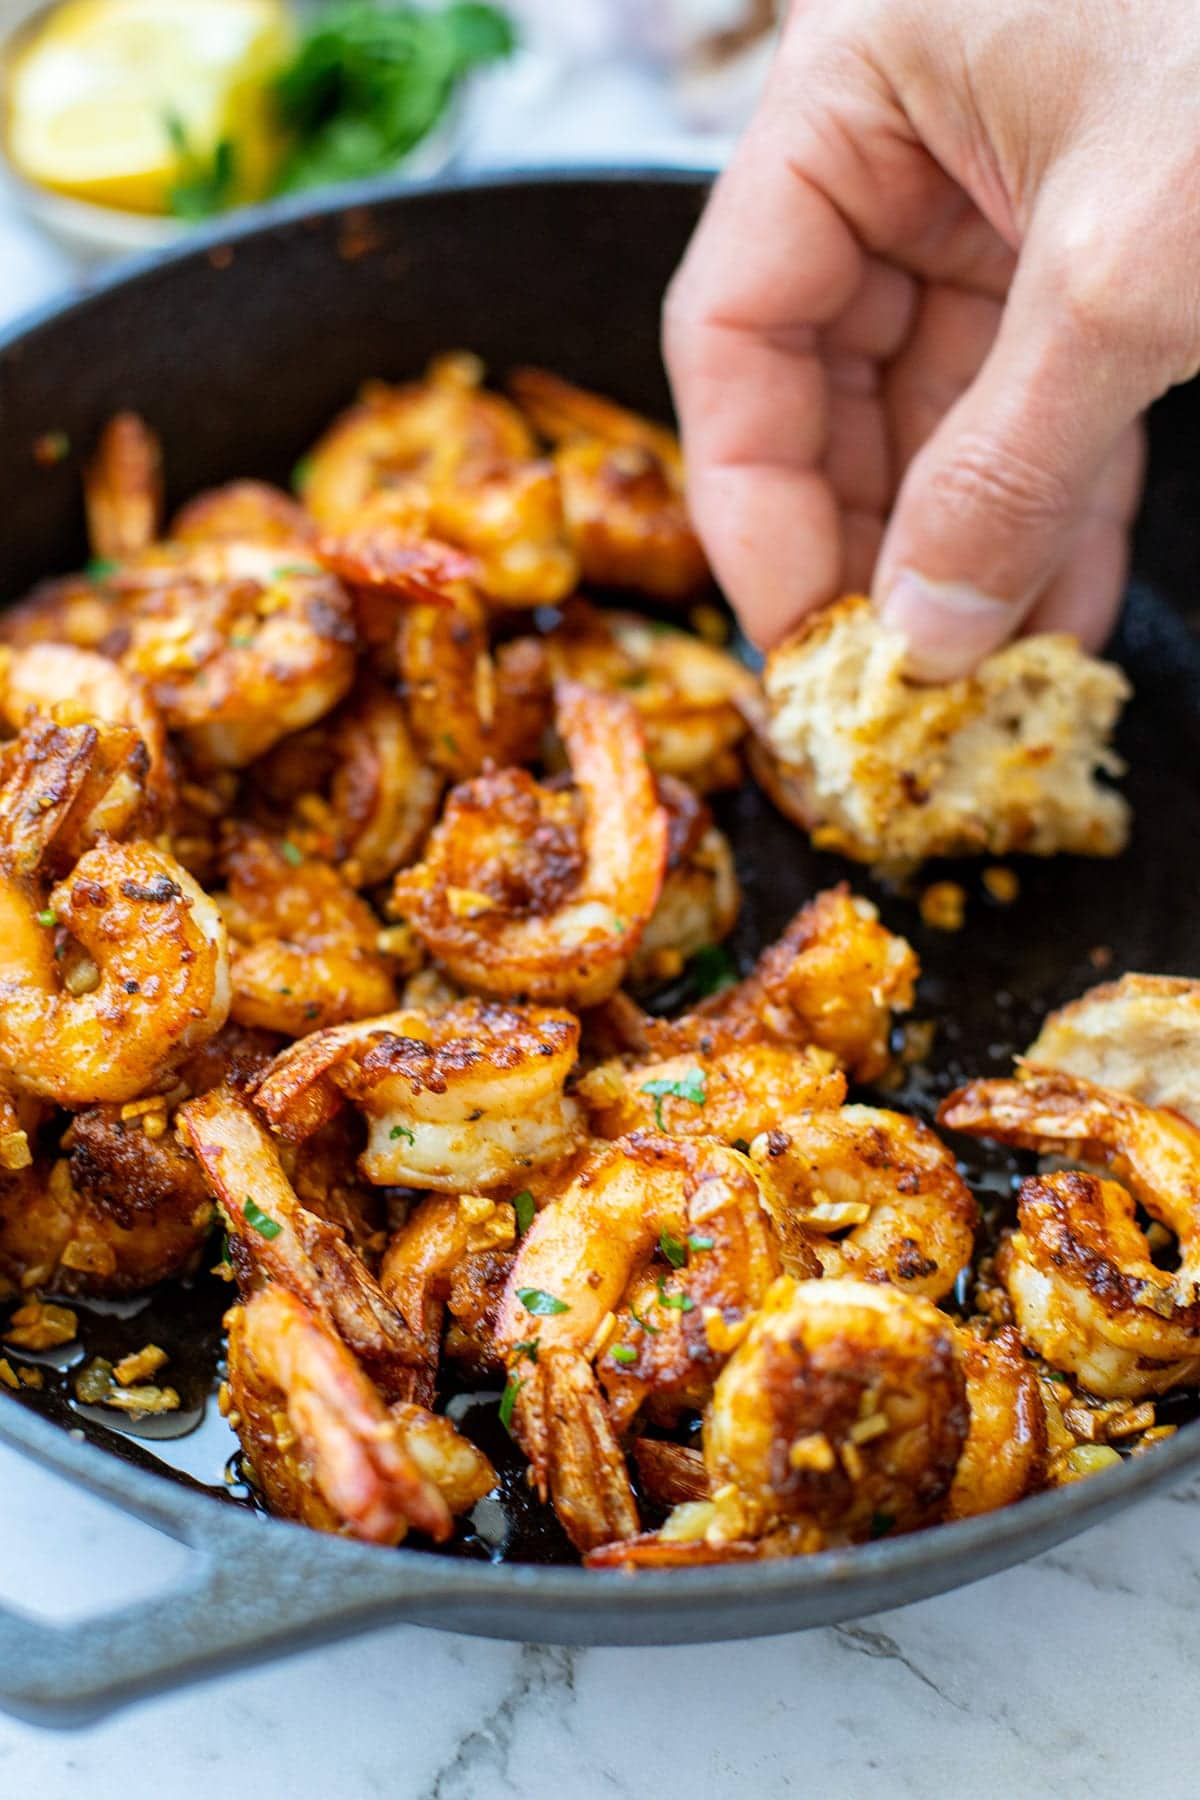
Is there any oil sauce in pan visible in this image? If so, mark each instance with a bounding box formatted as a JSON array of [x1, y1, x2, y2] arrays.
[[6, 724, 1200, 1561]]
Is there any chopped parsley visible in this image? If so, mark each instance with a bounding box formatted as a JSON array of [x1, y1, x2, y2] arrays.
[[280, 840, 304, 868], [277, 986, 293, 996], [640, 1067, 707, 1130], [85, 557, 118, 581], [611, 1344, 637, 1366], [165, 115, 237, 221], [243, 1198, 282, 1241], [629, 1300, 660, 1336], [688, 1234, 715, 1254], [512, 1338, 540, 1364], [517, 1287, 569, 1317], [659, 1228, 687, 1270], [36, 908, 57, 928], [656, 1275, 694, 1314], [389, 1124, 416, 1144], [731, 1137, 751, 1155], [512, 1189, 535, 1237], [499, 1372, 521, 1433], [292, 455, 313, 493], [689, 942, 738, 998], [441, 732, 459, 756]]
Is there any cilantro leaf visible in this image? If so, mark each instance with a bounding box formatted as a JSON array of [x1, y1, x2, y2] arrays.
[[689, 942, 738, 998], [656, 1274, 695, 1314], [640, 1068, 707, 1130], [512, 1189, 535, 1237], [611, 1344, 637, 1366], [499, 1372, 521, 1433], [659, 1228, 687, 1270], [389, 1124, 416, 1144], [517, 1287, 569, 1317], [243, 1198, 282, 1241]]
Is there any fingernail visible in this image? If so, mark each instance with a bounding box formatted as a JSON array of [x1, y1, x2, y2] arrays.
[[877, 570, 1017, 682]]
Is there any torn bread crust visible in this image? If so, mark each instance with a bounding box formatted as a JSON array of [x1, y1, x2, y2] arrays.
[[748, 595, 1131, 870], [1028, 974, 1200, 1126]]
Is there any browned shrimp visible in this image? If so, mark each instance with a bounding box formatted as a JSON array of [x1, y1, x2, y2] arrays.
[[225, 1287, 460, 1545], [757, 1106, 979, 1301], [578, 1041, 845, 1144], [394, 682, 668, 1007], [252, 1000, 583, 1191], [628, 777, 738, 989], [179, 1086, 422, 1401], [84, 412, 163, 561], [379, 1190, 521, 1384], [114, 540, 357, 768], [947, 1324, 1047, 1520], [940, 1071, 1200, 1396], [217, 827, 396, 1036], [510, 368, 708, 599], [171, 480, 314, 549]]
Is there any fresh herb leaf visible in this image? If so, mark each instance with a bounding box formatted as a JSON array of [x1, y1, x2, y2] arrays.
[[35, 908, 57, 928], [512, 1338, 539, 1364], [611, 1344, 637, 1366], [243, 1198, 282, 1241], [640, 1068, 706, 1130], [659, 1228, 687, 1270], [85, 557, 118, 581], [166, 115, 238, 221], [441, 731, 458, 755], [499, 1371, 521, 1432], [689, 942, 737, 998], [280, 840, 304, 867], [277, 986, 293, 996], [688, 1234, 714, 1253], [292, 455, 314, 492], [512, 1189, 535, 1236], [656, 1274, 694, 1313], [730, 1137, 751, 1155], [517, 1287, 569, 1317], [629, 1300, 660, 1336], [869, 1511, 896, 1540], [389, 1124, 416, 1144]]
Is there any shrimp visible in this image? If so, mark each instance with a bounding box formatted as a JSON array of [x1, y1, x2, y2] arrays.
[[225, 1287, 458, 1545], [0, 642, 174, 817], [114, 540, 357, 768], [0, 572, 129, 653], [641, 886, 919, 1084], [940, 1071, 1200, 1395], [379, 1191, 519, 1388], [393, 682, 669, 1007], [217, 827, 396, 1036], [544, 603, 755, 791], [83, 412, 163, 561], [946, 1324, 1047, 1520], [756, 1106, 979, 1301], [628, 778, 738, 989], [0, 726, 230, 1106], [509, 368, 708, 599], [178, 1085, 422, 1400], [495, 1137, 796, 1548], [578, 1041, 845, 1145], [252, 1000, 584, 1191], [171, 480, 314, 550]]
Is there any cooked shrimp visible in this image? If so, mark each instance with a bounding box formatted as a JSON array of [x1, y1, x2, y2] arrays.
[[629, 778, 738, 989], [509, 368, 707, 599], [940, 1071, 1200, 1395], [947, 1324, 1047, 1519], [0, 727, 230, 1104], [0, 1154, 212, 1298], [252, 1000, 583, 1191], [578, 1041, 845, 1145], [0, 642, 173, 816], [642, 886, 919, 1084], [545, 603, 754, 791], [179, 1085, 421, 1400], [0, 572, 129, 653], [394, 682, 669, 1007], [225, 1287, 455, 1545], [115, 540, 357, 768], [757, 1106, 979, 1301], [171, 480, 314, 549], [217, 827, 395, 1036], [379, 1190, 521, 1391], [84, 412, 162, 561], [0, 716, 151, 869]]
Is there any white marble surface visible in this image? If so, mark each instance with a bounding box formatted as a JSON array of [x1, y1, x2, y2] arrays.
[[4, 10, 1200, 1791]]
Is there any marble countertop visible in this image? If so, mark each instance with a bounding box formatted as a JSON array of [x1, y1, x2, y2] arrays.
[[3, 25, 1200, 1794]]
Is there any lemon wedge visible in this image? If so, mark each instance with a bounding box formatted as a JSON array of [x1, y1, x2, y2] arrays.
[[4, 0, 293, 215]]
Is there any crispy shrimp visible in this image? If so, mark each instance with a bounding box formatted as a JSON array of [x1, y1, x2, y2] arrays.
[[114, 540, 357, 768], [252, 999, 584, 1191], [947, 1325, 1047, 1520], [225, 1287, 463, 1545], [0, 724, 230, 1105], [578, 1041, 845, 1145], [394, 682, 669, 1007], [494, 1136, 798, 1548], [0, 642, 173, 816], [649, 887, 918, 1083], [171, 480, 314, 549], [83, 412, 163, 561], [756, 1106, 979, 1301], [509, 368, 708, 599], [379, 1190, 520, 1384], [217, 827, 396, 1036], [544, 603, 754, 791], [179, 1086, 421, 1400], [628, 778, 738, 989], [940, 1071, 1200, 1396]]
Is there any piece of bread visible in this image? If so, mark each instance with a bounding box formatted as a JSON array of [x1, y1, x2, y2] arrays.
[[749, 595, 1131, 868], [1026, 973, 1200, 1124]]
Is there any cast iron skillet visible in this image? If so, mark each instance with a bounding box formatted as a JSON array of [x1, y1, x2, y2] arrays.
[[3, 170, 1200, 1727]]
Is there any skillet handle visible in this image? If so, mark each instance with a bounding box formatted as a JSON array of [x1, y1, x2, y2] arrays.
[[0, 1410, 431, 1727]]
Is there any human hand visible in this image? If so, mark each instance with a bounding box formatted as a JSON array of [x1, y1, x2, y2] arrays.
[[664, 0, 1200, 677]]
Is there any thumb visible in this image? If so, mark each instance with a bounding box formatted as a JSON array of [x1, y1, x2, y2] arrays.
[[874, 242, 1156, 680]]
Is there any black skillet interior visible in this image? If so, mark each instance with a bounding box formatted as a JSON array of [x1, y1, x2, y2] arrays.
[[3, 172, 1200, 1720]]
